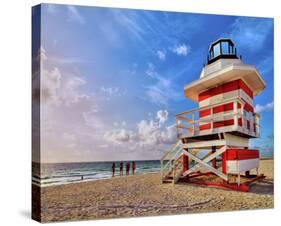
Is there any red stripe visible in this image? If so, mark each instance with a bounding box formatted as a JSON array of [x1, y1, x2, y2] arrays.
[[226, 149, 259, 160], [198, 79, 253, 101], [199, 123, 211, 130], [243, 101, 254, 112], [239, 80, 253, 98], [223, 80, 240, 93], [213, 102, 235, 114], [199, 109, 211, 117], [199, 102, 252, 118], [199, 103, 236, 117], [238, 117, 242, 126], [199, 118, 243, 130], [199, 100, 253, 118]]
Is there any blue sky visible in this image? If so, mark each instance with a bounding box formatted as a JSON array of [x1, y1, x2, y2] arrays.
[[34, 4, 274, 162]]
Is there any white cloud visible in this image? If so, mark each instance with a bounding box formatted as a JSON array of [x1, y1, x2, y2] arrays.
[[113, 121, 126, 127], [172, 44, 191, 56], [104, 129, 133, 144], [160, 124, 178, 144], [144, 62, 181, 106], [40, 47, 90, 106], [146, 76, 180, 106], [104, 110, 177, 151], [48, 56, 91, 64], [156, 110, 168, 124], [255, 101, 274, 113], [113, 10, 145, 43], [62, 76, 90, 105], [100, 86, 121, 96], [62, 132, 76, 142], [100, 86, 125, 101], [82, 107, 104, 130], [145, 63, 158, 78], [157, 50, 166, 61], [41, 67, 62, 104], [38, 47, 178, 162], [98, 144, 109, 148], [38, 47, 111, 162], [62, 132, 77, 149], [229, 18, 273, 51], [67, 5, 85, 24]]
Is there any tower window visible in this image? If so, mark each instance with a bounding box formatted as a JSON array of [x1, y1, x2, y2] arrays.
[[213, 43, 220, 58], [221, 41, 229, 55], [207, 38, 238, 65]]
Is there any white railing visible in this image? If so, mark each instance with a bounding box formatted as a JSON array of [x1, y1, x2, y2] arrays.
[[175, 97, 260, 138], [254, 113, 260, 137]]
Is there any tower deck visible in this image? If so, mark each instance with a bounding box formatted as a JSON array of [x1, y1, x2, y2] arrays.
[[175, 97, 260, 140]]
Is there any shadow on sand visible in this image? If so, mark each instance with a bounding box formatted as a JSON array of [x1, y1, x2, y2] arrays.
[[249, 179, 274, 195]]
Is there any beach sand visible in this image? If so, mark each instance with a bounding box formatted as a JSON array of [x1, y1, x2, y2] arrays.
[[35, 159, 274, 222]]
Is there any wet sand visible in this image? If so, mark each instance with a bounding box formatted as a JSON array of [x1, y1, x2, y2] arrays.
[[35, 159, 274, 222]]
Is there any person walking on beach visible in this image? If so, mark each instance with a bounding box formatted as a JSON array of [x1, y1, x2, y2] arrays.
[[119, 161, 123, 176], [112, 162, 115, 177], [126, 162, 130, 175], [132, 161, 136, 175]]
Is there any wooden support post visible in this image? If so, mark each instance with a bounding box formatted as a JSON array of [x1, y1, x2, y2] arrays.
[[237, 173, 241, 186], [192, 113, 195, 136], [212, 146, 216, 169], [187, 155, 189, 171], [221, 151, 227, 183], [182, 151, 189, 174]]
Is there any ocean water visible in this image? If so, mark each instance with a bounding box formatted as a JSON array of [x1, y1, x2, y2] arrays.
[[32, 160, 161, 187]]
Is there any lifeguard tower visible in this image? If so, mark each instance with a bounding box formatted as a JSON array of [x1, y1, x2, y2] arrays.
[[161, 38, 266, 192]]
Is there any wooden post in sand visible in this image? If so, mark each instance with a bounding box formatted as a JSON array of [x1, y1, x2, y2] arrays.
[[212, 146, 216, 169], [182, 150, 189, 174]]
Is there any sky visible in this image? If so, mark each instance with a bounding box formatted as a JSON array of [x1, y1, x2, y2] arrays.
[[32, 4, 274, 163]]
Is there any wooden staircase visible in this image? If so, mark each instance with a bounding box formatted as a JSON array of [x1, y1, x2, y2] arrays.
[[161, 140, 213, 184], [160, 140, 183, 184]]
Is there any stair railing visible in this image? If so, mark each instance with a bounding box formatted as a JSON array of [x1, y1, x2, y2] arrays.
[[160, 140, 183, 182]]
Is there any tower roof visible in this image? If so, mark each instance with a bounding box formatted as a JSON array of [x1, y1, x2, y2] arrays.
[[184, 63, 266, 102], [184, 38, 266, 102], [207, 38, 238, 65]]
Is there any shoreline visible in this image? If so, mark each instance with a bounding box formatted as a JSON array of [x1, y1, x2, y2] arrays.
[[33, 171, 160, 188], [35, 159, 274, 222]]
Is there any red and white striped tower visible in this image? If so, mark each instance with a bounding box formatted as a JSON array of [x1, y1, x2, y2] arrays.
[[161, 38, 266, 191]]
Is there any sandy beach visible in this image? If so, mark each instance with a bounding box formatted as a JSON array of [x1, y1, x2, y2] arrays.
[[34, 159, 274, 222]]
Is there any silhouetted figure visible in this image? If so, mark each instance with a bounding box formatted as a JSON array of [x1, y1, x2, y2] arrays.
[[119, 161, 123, 176], [112, 162, 116, 177], [126, 162, 130, 175], [132, 161, 136, 175], [81, 175, 84, 180]]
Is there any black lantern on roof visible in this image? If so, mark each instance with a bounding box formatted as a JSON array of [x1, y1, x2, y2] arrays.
[[207, 38, 238, 64]]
